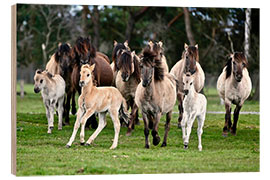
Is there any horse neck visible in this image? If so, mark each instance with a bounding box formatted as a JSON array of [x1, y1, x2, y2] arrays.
[[81, 79, 96, 97], [185, 85, 196, 100], [144, 76, 156, 98]]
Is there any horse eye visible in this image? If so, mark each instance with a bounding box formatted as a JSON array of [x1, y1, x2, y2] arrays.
[[87, 74, 90, 77], [190, 82, 192, 85], [242, 63, 245, 67], [183, 82, 185, 85], [40, 79, 43, 83]]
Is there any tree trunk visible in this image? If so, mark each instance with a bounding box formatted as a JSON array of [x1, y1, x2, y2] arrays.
[[183, 7, 195, 45], [82, 5, 90, 37], [244, 8, 251, 60], [92, 6, 100, 50]]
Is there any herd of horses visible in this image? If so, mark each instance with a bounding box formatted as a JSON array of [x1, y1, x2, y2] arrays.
[[33, 36, 252, 150]]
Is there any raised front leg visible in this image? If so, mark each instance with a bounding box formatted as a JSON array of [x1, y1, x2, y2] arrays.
[[80, 109, 96, 145], [161, 111, 172, 147], [177, 93, 184, 128], [66, 108, 84, 148], [223, 102, 231, 137], [231, 105, 242, 136], [152, 112, 161, 146]]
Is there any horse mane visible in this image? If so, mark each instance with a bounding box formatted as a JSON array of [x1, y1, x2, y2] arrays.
[[133, 55, 141, 83], [225, 56, 232, 79], [112, 43, 128, 71], [142, 46, 164, 81], [234, 52, 248, 67], [73, 36, 96, 65]]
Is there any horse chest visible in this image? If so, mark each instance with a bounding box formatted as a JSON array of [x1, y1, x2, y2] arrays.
[[226, 86, 242, 105], [141, 100, 160, 115]]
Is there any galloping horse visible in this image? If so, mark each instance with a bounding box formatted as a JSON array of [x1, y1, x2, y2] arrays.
[[170, 43, 205, 128], [71, 36, 113, 129], [135, 44, 177, 148], [111, 40, 130, 86], [217, 52, 252, 136], [45, 43, 76, 125], [115, 50, 141, 135]]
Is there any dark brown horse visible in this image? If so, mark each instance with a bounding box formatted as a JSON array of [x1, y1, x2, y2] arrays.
[[170, 43, 205, 128], [71, 36, 113, 129], [46, 43, 76, 125]]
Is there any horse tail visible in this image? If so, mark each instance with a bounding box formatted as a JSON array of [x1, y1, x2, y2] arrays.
[[119, 97, 130, 125]]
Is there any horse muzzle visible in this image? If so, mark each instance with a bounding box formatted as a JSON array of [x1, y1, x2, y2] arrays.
[[79, 81, 85, 87], [184, 90, 189, 95], [235, 74, 242, 82], [34, 87, 40, 93]]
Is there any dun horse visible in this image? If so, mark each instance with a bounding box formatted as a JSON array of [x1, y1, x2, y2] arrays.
[[135, 45, 177, 148], [111, 40, 130, 86], [34, 70, 65, 134], [170, 43, 205, 128], [71, 36, 113, 129], [217, 52, 252, 136], [66, 64, 129, 149], [46, 43, 76, 125], [181, 73, 207, 151], [115, 50, 141, 135]]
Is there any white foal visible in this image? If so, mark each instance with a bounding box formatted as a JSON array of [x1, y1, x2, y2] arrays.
[[181, 73, 207, 151], [34, 69, 65, 134]]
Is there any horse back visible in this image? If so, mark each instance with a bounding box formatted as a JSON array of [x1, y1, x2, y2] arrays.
[[92, 55, 113, 86], [96, 52, 110, 64], [46, 54, 60, 75]]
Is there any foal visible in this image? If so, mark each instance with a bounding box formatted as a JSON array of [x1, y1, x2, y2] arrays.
[[217, 52, 252, 136], [181, 73, 207, 151], [66, 64, 130, 149], [34, 70, 65, 133]]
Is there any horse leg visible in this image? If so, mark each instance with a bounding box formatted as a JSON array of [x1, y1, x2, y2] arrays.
[[161, 111, 172, 147], [85, 115, 98, 130], [223, 102, 231, 137], [177, 93, 184, 128], [66, 108, 85, 147], [86, 112, 107, 146], [181, 111, 188, 147], [142, 113, 150, 149], [126, 103, 138, 136], [79, 109, 96, 145], [57, 96, 64, 130], [64, 92, 71, 125], [71, 90, 77, 115], [109, 109, 120, 149], [197, 113, 205, 151], [152, 112, 161, 146], [231, 105, 242, 136], [184, 113, 196, 149], [44, 100, 52, 134]]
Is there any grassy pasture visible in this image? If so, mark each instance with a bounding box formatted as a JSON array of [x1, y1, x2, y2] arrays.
[[16, 84, 259, 175]]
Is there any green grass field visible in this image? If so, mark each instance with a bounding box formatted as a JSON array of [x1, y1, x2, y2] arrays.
[[16, 84, 260, 176]]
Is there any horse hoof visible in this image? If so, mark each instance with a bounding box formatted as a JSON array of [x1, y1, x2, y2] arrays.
[[161, 142, 167, 147], [80, 142, 85, 146], [184, 144, 188, 149], [198, 147, 202, 151], [72, 109, 77, 115], [66, 145, 71, 148], [49, 126, 54, 130], [145, 144, 150, 149], [58, 128, 62, 131], [153, 136, 160, 146], [222, 132, 228, 137], [126, 129, 132, 136], [85, 143, 90, 146], [64, 122, 70, 126], [177, 123, 182, 129]]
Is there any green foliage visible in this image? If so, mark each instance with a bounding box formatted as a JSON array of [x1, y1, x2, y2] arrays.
[[16, 84, 259, 175]]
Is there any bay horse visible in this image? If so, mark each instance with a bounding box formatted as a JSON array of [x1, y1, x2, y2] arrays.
[[66, 64, 129, 149], [111, 40, 130, 86], [217, 52, 252, 136], [135, 45, 177, 148], [115, 50, 141, 136], [71, 36, 113, 129], [45, 43, 76, 125], [170, 43, 205, 128]]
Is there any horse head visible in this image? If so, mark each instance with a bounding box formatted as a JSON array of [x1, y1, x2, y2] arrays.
[[79, 64, 96, 87], [73, 36, 96, 66], [112, 40, 130, 71], [182, 72, 195, 95], [183, 43, 199, 75], [55, 43, 73, 77], [231, 52, 248, 82]]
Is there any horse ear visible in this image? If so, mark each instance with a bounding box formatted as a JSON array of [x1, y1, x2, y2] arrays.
[[46, 72, 53, 79], [114, 40, 118, 46], [158, 41, 163, 48], [58, 42, 62, 47], [124, 40, 129, 48], [131, 51, 135, 59], [36, 69, 42, 74], [184, 43, 189, 51], [90, 64, 96, 71], [67, 43, 72, 48], [195, 44, 198, 49]]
